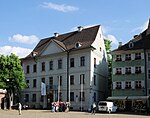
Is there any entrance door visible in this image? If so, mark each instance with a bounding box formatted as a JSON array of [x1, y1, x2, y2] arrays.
[[47, 92, 53, 110], [125, 101, 132, 111]]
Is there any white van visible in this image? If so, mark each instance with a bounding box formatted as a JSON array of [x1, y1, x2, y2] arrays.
[[98, 101, 117, 113]]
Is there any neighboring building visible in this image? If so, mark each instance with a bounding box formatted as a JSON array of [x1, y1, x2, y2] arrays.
[[109, 20, 150, 111], [21, 25, 108, 110], [0, 89, 6, 109]]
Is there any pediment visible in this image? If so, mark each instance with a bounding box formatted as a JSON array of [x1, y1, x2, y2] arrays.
[[40, 41, 64, 56]]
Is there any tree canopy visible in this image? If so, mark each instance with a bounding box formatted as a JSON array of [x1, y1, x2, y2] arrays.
[[0, 53, 26, 93]]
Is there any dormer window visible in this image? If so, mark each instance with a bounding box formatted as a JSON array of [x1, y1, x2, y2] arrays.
[[129, 41, 134, 48], [75, 42, 82, 48]]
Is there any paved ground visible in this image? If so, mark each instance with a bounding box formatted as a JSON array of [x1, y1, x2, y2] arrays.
[[0, 110, 150, 118]]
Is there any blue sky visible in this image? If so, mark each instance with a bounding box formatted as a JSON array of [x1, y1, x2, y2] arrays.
[[0, 0, 150, 58]]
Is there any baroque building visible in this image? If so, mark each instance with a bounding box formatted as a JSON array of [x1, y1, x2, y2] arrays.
[[21, 25, 108, 110], [109, 20, 150, 111]]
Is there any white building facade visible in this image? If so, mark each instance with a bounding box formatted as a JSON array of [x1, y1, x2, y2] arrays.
[[21, 25, 108, 111]]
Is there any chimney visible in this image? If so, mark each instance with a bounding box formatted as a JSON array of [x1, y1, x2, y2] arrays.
[[77, 26, 83, 32], [118, 42, 122, 48], [54, 32, 59, 37]]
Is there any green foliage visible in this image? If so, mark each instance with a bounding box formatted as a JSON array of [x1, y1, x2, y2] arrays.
[[0, 53, 26, 92], [104, 39, 112, 96]]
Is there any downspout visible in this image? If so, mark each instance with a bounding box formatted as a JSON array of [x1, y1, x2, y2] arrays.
[[66, 51, 70, 102]]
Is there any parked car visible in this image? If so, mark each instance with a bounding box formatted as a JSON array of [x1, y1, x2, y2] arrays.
[[11, 103, 30, 110], [98, 101, 117, 113]]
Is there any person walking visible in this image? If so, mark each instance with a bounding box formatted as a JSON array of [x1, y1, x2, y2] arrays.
[[18, 102, 22, 115], [91, 102, 96, 115]]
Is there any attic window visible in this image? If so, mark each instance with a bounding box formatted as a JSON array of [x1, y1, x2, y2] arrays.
[[75, 42, 82, 48], [129, 41, 134, 48]]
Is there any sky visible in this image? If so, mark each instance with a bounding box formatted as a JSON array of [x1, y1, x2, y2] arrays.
[[0, 0, 150, 58]]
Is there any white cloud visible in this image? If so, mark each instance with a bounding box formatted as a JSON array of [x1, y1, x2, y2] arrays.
[[42, 2, 79, 12], [9, 34, 39, 44], [104, 34, 119, 46], [0, 46, 32, 58], [131, 20, 149, 33]]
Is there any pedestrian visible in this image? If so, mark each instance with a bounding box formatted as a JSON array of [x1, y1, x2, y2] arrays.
[[18, 102, 22, 115], [55, 101, 59, 112], [91, 102, 96, 115], [65, 102, 70, 112]]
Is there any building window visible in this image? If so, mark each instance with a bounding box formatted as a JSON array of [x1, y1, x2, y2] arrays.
[[94, 75, 96, 86], [70, 58, 74, 68], [49, 77, 53, 89], [116, 68, 122, 75], [80, 74, 85, 84], [33, 64, 37, 73], [26, 80, 29, 88], [135, 53, 141, 60], [33, 79, 37, 88], [80, 56, 85, 66], [49, 61, 53, 70], [25, 94, 29, 102], [125, 67, 131, 74], [116, 55, 122, 61], [148, 53, 150, 61], [32, 94, 36, 102], [41, 78, 45, 83], [70, 75, 74, 85], [40, 96, 44, 102], [149, 89, 150, 94], [41, 62, 45, 71], [94, 58, 96, 68], [125, 81, 131, 89], [135, 81, 142, 88], [116, 82, 122, 89], [70, 92, 74, 101], [79, 92, 85, 101], [58, 59, 62, 69], [129, 41, 134, 48], [93, 92, 96, 102], [26, 65, 30, 74], [100, 47, 102, 51], [148, 70, 150, 79], [125, 54, 131, 61], [135, 66, 141, 73]]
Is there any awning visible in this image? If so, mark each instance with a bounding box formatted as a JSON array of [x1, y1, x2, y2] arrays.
[[127, 96, 149, 100], [107, 96, 127, 100]]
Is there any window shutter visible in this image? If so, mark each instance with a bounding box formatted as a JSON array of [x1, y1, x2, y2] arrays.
[[141, 66, 144, 73], [122, 81, 125, 89], [131, 54, 134, 60], [122, 68, 125, 74], [141, 80, 145, 88], [131, 81, 135, 89], [113, 82, 116, 89], [131, 67, 135, 74], [122, 55, 125, 61], [141, 53, 144, 59], [113, 68, 116, 75]]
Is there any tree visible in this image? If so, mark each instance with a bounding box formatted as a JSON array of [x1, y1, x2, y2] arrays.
[[104, 39, 112, 96], [0, 53, 26, 110]]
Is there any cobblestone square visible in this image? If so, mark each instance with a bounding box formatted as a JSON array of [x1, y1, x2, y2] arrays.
[[0, 110, 150, 118]]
